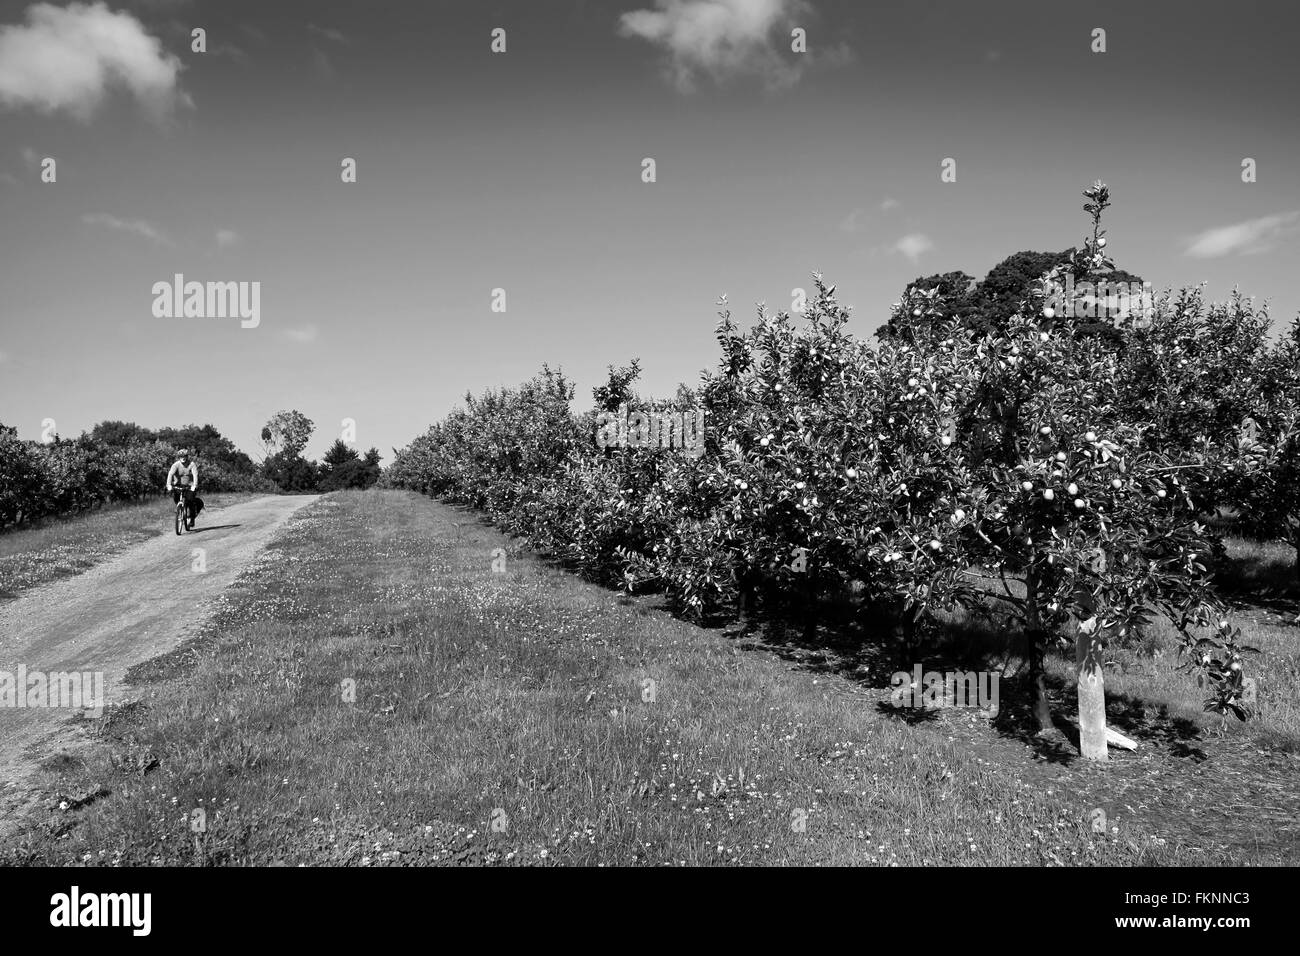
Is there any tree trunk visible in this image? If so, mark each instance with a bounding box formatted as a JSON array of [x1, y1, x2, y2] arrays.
[[1024, 564, 1054, 733], [899, 601, 920, 661], [1291, 531, 1300, 624], [802, 563, 819, 642], [1293, 532, 1299, 592], [737, 568, 758, 628], [1076, 624, 1108, 761]]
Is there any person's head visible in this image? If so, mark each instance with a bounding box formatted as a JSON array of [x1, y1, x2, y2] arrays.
[[178, 448, 191, 464]]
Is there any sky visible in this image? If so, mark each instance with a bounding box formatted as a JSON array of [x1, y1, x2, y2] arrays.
[[1, 0, 1298, 462]]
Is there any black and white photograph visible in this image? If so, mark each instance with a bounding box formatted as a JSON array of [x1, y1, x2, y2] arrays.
[[0, 0, 1294, 933]]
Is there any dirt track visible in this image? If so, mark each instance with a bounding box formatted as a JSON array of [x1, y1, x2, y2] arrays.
[[0, 494, 319, 829]]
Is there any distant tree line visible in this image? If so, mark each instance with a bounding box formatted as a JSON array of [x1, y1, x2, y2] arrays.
[[0, 409, 381, 530], [257, 410, 382, 493]]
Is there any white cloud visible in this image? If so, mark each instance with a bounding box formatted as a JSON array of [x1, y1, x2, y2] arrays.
[[312, 46, 334, 78], [892, 233, 934, 264], [0, 2, 189, 121], [844, 198, 900, 231], [308, 22, 347, 77], [212, 42, 248, 63], [619, 0, 813, 92], [282, 324, 318, 344], [839, 208, 867, 233], [1184, 211, 1300, 258], [82, 213, 170, 245], [307, 23, 347, 44], [215, 228, 239, 248], [0, 170, 18, 187]]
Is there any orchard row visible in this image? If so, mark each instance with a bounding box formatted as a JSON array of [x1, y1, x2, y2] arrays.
[[384, 183, 1299, 758]]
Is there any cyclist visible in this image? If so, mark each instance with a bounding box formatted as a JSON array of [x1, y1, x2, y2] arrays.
[[165, 449, 203, 524]]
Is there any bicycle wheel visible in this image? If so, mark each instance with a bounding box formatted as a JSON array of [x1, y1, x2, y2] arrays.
[[175, 501, 185, 535]]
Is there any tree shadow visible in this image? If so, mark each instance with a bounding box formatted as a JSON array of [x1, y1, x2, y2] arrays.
[[714, 586, 1219, 767], [1214, 551, 1299, 620], [430, 501, 1228, 765], [985, 662, 1208, 765], [1098, 691, 1209, 760], [872, 697, 944, 725]]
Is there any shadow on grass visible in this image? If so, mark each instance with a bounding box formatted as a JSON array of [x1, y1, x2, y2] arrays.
[[710, 588, 1223, 767], [985, 670, 1208, 766], [1213, 548, 1299, 621], [434, 498, 1233, 765]]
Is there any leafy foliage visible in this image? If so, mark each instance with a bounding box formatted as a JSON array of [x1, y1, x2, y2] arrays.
[[385, 183, 1296, 726], [318, 442, 382, 491], [260, 410, 315, 459], [0, 423, 271, 529], [262, 452, 321, 493]]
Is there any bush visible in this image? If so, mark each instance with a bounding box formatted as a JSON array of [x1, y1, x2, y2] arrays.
[[316, 442, 382, 491], [262, 452, 321, 493]]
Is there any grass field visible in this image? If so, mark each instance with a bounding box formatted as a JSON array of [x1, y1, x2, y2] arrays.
[[1044, 534, 1300, 749], [5, 488, 1296, 866], [0, 493, 257, 602], [914, 536, 1300, 749]]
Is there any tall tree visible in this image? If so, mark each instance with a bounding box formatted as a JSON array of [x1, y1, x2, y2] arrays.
[[156, 423, 256, 474], [89, 421, 157, 447], [321, 438, 360, 469], [260, 410, 315, 459]]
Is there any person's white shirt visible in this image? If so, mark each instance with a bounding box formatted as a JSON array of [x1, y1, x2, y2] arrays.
[[166, 458, 199, 491]]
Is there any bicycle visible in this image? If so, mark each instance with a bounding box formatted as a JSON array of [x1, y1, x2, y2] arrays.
[[171, 484, 196, 535]]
